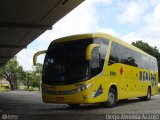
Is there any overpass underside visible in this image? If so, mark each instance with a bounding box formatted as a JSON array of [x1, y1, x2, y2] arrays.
[[0, 0, 84, 67]]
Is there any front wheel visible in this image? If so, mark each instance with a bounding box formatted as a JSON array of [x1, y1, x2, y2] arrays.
[[102, 88, 117, 108]]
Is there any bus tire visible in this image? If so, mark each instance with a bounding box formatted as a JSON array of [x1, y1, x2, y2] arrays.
[[68, 104, 80, 108], [102, 88, 117, 108], [140, 87, 151, 101]]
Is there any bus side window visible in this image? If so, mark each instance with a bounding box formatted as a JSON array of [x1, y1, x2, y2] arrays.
[[153, 59, 158, 72], [114, 44, 126, 64], [125, 48, 138, 67], [143, 71, 146, 81], [140, 71, 143, 81], [108, 43, 118, 65]]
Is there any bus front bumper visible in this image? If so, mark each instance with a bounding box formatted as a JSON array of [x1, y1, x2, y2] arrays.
[[42, 91, 93, 104]]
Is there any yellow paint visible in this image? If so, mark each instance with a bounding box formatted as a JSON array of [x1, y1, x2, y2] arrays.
[[85, 44, 100, 60], [33, 50, 46, 65], [37, 33, 158, 104], [0, 83, 10, 92]]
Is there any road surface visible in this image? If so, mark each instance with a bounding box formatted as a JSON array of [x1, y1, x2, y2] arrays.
[[0, 91, 160, 120]]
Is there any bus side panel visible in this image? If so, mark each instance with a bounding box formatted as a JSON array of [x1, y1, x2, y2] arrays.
[[104, 63, 131, 100], [104, 63, 153, 100]]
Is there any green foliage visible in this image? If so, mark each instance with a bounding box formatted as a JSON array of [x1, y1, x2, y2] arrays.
[[28, 87, 39, 91], [132, 41, 160, 82], [0, 57, 26, 90], [0, 57, 43, 91], [25, 63, 42, 90]]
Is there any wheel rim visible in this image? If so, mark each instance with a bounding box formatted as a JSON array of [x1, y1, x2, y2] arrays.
[[109, 92, 115, 104]]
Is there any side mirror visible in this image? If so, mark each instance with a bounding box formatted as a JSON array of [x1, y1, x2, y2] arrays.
[[85, 44, 100, 60], [33, 50, 46, 65]]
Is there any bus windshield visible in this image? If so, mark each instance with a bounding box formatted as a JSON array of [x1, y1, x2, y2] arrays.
[[42, 38, 109, 85]]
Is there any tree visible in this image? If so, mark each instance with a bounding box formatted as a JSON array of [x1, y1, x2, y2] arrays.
[[132, 40, 160, 82], [25, 63, 42, 90], [0, 57, 26, 90], [25, 70, 33, 89], [33, 63, 43, 90]]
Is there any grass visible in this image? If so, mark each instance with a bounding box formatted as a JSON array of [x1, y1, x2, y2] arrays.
[[18, 85, 27, 90], [18, 86, 39, 91]]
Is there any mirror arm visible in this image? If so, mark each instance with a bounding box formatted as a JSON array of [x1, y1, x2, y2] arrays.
[[85, 44, 100, 60], [33, 50, 46, 65]]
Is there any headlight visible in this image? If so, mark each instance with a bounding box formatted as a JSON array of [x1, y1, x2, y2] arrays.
[[43, 82, 94, 95]]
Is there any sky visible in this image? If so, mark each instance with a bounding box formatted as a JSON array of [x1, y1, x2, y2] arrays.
[[16, 0, 160, 70]]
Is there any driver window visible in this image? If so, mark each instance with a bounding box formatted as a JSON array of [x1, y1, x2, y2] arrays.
[[90, 47, 101, 77], [90, 45, 107, 77], [90, 47, 100, 69]]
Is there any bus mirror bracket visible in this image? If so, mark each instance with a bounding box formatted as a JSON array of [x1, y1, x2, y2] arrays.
[[33, 50, 46, 66], [85, 44, 100, 60]]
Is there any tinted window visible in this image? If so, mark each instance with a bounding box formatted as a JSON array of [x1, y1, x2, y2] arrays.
[[108, 42, 158, 71], [90, 38, 109, 77], [109, 42, 137, 66], [150, 59, 158, 71], [94, 38, 109, 45], [145, 57, 150, 70], [142, 55, 147, 69], [124, 48, 138, 67], [108, 43, 119, 65], [115, 44, 126, 63], [42, 38, 92, 85], [90, 47, 101, 76]]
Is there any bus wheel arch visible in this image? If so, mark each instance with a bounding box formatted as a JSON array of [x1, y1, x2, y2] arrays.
[[140, 86, 151, 101], [102, 85, 118, 107]]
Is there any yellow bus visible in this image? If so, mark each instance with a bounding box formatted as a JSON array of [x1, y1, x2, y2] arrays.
[[0, 83, 10, 92], [33, 33, 158, 107]]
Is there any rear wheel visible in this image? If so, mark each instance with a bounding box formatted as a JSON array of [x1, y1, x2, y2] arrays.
[[140, 87, 151, 101], [68, 104, 80, 108], [102, 88, 117, 108]]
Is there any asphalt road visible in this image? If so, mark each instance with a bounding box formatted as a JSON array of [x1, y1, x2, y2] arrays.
[[0, 91, 160, 120]]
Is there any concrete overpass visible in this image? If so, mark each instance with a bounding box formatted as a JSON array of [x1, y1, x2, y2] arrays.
[[0, 0, 84, 67]]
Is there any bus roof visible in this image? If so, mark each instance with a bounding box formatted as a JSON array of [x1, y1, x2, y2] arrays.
[[93, 33, 156, 60], [50, 33, 156, 60]]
